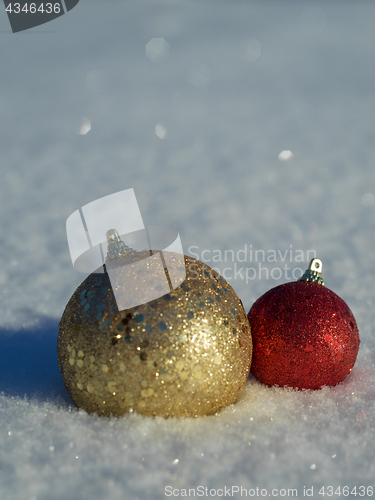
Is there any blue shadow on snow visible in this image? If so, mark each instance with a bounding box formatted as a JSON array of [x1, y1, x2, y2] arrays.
[[0, 318, 74, 406]]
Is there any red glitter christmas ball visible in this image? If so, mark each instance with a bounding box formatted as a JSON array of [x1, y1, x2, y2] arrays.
[[248, 259, 360, 389]]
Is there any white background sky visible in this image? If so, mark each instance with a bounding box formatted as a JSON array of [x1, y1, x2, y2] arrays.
[[1, 1, 375, 499]]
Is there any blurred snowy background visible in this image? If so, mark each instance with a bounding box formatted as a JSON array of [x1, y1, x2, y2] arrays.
[[1, 0, 375, 498]]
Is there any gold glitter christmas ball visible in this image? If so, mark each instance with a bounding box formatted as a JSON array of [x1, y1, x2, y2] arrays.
[[58, 238, 252, 418]]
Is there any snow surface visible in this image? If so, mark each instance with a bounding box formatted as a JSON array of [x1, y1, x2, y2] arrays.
[[1, 0, 375, 498]]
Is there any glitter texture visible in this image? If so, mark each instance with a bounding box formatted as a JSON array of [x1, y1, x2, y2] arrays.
[[248, 281, 360, 389], [58, 252, 252, 417]]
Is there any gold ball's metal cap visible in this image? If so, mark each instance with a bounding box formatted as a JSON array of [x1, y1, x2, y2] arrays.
[[105, 228, 135, 262]]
